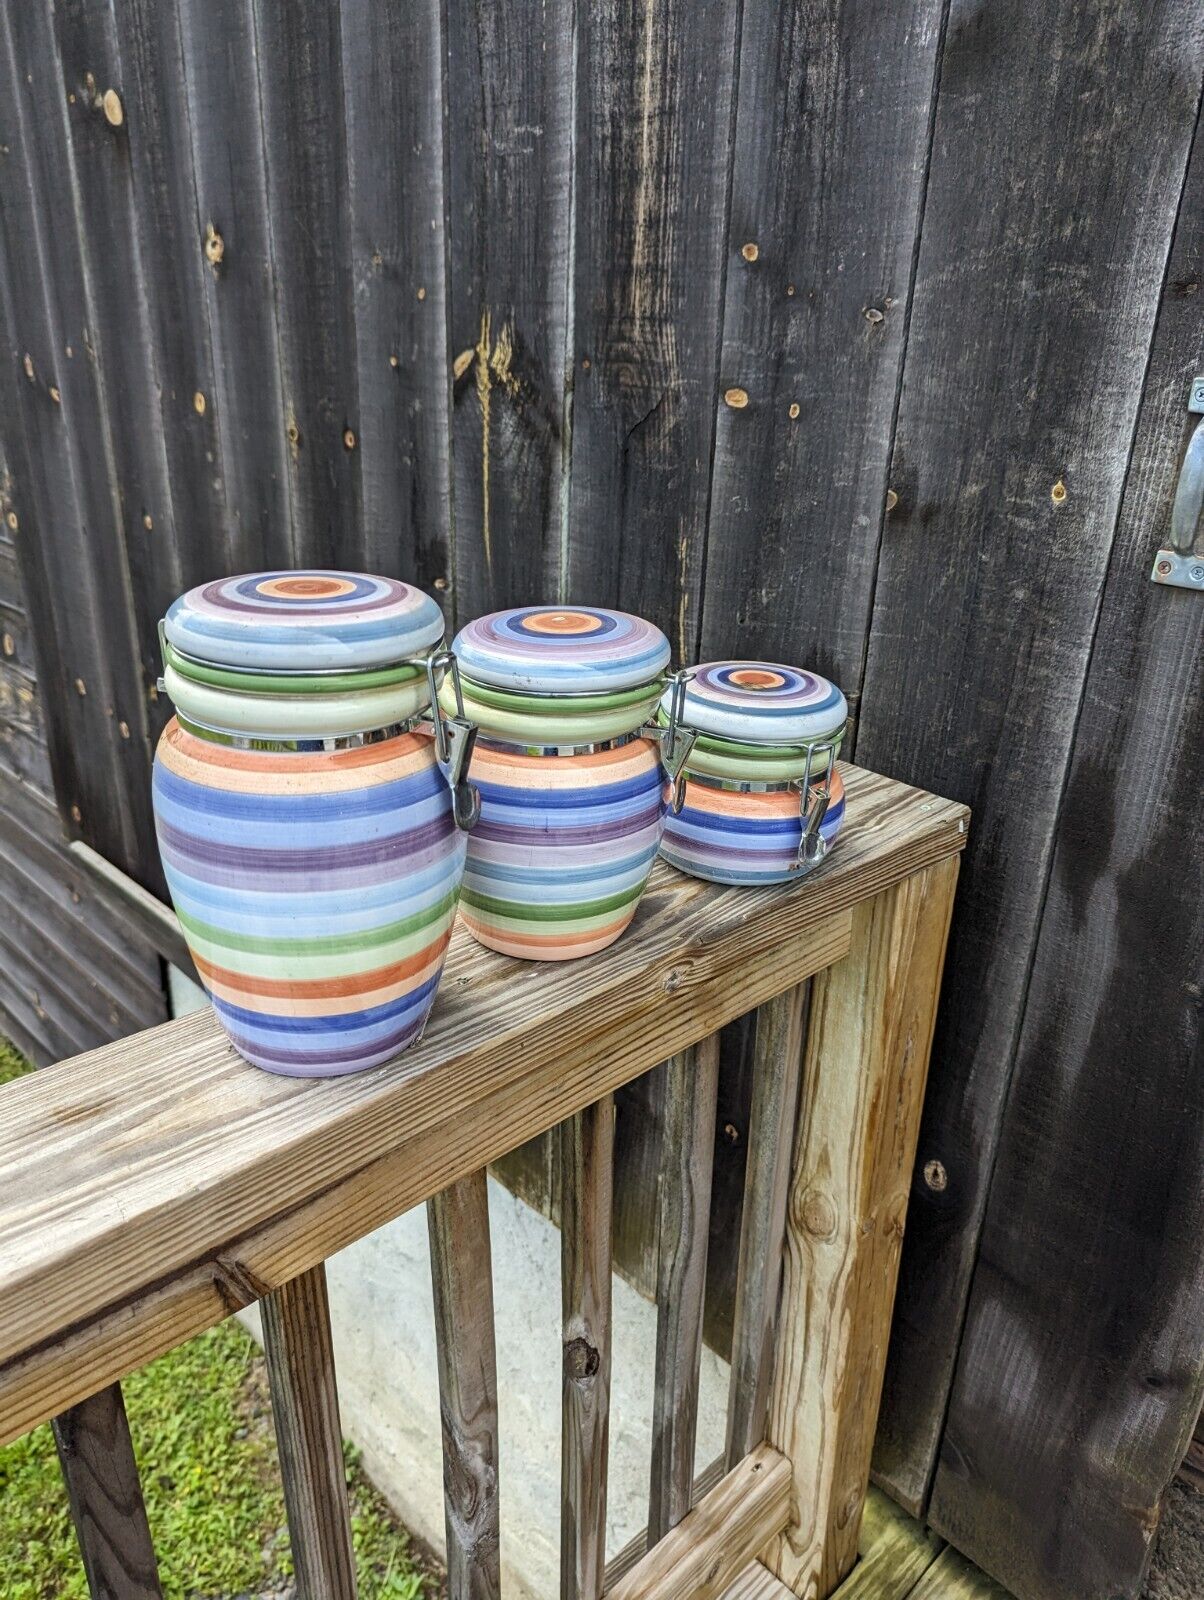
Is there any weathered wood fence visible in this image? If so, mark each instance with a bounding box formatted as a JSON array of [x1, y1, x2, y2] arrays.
[[0, 4, 1201, 1599], [0, 769, 965, 1600]]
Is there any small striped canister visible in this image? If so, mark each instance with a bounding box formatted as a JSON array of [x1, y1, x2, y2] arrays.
[[445, 606, 678, 960], [151, 571, 477, 1076], [658, 661, 848, 886]]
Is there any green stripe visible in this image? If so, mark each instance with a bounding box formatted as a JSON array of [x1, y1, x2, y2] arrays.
[[166, 640, 425, 696], [460, 882, 641, 923], [176, 888, 460, 957], [460, 676, 661, 715]]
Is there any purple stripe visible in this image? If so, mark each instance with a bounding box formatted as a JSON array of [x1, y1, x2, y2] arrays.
[[223, 1013, 426, 1073], [472, 800, 662, 847], [156, 810, 455, 873]]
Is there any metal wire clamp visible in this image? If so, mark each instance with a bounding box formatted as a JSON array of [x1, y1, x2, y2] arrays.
[[640, 668, 697, 815], [418, 648, 481, 831]]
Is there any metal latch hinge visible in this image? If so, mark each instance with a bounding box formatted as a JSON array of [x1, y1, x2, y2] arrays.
[[1151, 375, 1204, 591]]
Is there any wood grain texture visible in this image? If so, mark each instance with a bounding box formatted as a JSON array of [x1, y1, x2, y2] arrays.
[[726, 983, 808, 1467], [0, 0, 155, 878], [699, 0, 944, 700], [261, 1264, 357, 1600], [339, 0, 453, 602], [561, 1097, 614, 1600], [1180, 1408, 1204, 1495], [110, 0, 233, 602], [721, 1565, 797, 1600], [0, 771, 167, 1068], [926, 112, 1204, 1600], [565, 0, 739, 658], [608, 1445, 791, 1600], [649, 1036, 721, 1542], [250, 0, 362, 570], [68, 840, 194, 979], [904, 1548, 1012, 1600], [606, 1455, 727, 1590], [429, 1172, 501, 1600], [836, 1488, 943, 1600], [52, 1383, 163, 1600], [177, 0, 295, 572], [766, 857, 959, 1599], [866, 0, 1204, 1516], [52, 0, 181, 743], [445, 0, 573, 620], [0, 767, 964, 1444]]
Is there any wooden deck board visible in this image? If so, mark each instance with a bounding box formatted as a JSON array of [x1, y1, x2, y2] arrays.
[[0, 767, 966, 1444]]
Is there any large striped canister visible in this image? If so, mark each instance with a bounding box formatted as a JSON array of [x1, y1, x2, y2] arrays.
[[151, 571, 477, 1076], [445, 606, 676, 960], [658, 661, 848, 886]]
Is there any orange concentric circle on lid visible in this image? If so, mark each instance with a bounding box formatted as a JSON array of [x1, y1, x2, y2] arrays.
[[521, 609, 607, 636]]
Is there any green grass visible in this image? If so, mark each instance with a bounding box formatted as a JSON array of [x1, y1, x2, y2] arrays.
[[0, 1042, 440, 1600]]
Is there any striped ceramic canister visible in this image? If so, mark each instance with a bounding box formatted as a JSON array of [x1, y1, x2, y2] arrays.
[[446, 606, 673, 959], [658, 661, 848, 886], [151, 571, 476, 1076]]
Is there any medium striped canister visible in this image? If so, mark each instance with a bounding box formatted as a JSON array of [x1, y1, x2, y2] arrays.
[[445, 606, 682, 960], [658, 661, 848, 886], [151, 571, 477, 1076]]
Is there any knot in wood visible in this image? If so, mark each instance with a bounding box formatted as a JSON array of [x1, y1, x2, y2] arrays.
[[204, 223, 225, 265], [564, 1336, 600, 1381], [923, 1158, 948, 1192], [799, 1187, 837, 1239]]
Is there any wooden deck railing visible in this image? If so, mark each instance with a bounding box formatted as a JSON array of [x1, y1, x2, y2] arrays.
[[0, 764, 967, 1600]]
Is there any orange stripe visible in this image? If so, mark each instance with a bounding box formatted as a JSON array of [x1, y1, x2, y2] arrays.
[[192, 929, 452, 1001], [164, 717, 428, 773]]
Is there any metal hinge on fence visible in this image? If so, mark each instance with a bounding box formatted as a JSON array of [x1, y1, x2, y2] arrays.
[[1151, 375, 1204, 591]]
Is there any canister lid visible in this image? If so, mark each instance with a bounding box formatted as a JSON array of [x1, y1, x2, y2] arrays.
[[663, 660, 847, 744], [452, 607, 671, 694], [163, 571, 445, 671]]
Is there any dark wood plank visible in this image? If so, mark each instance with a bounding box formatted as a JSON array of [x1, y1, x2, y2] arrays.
[[177, 0, 295, 572], [340, 0, 453, 605], [698, 0, 945, 706], [250, 0, 363, 571], [564, 0, 740, 658], [445, 0, 574, 620], [1180, 1407, 1204, 1495], [261, 1264, 357, 1600], [926, 111, 1204, 1600], [865, 0, 1204, 1515], [53, 1383, 163, 1600], [0, 1, 156, 879], [110, 0, 234, 600], [52, 0, 183, 744], [649, 1036, 721, 1544], [428, 1171, 502, 1600], [68, 841, 195, 981], [561, 1098, 615, 1600], [725, 983, 808, 1467], [0, 771, 165, 1021]]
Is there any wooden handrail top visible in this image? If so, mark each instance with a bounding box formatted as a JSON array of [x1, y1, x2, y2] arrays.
[[0, 765, 966, 1440]]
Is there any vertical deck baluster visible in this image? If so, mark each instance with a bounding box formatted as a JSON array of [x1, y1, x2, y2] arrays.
[[648, 1035, 721, 1545], [53, 1383, 163, 1599], [725, 983, 810, 1467], [561, 1096, 615, 1600], [261, 1263, 358, 1600], [428, 1169, 501, 1600]]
